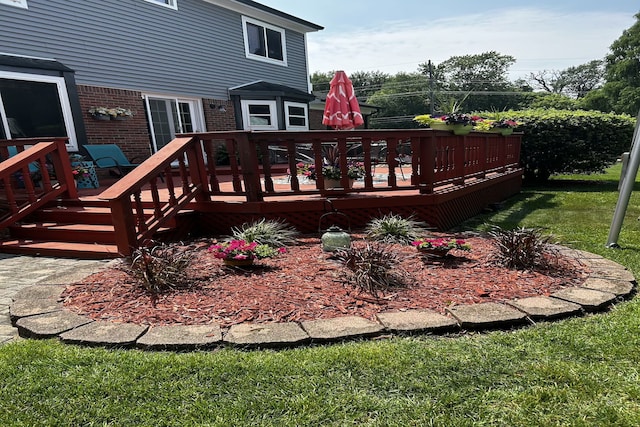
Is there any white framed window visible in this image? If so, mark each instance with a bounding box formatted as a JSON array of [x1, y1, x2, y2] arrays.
[[143, 0, 177, 10], [240, 100, 278, 130], [0, 71, 78, 150], [0, 0, 28, 9], [284, 101, 308, 131], [242, 16, 287, 66]]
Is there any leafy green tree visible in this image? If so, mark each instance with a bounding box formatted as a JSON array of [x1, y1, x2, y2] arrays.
[[529, 60, 604, 99], [582, 13, 640, 114], [418, 51, 526, 112], [348, 71, 391, 99], [367, 72, 430, 128]]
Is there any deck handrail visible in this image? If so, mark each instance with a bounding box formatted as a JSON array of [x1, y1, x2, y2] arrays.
[[99, 136, 209, 256], [187, 129, 522, 199], [104, 130, 521, 255], [0, 138, 76, 230]]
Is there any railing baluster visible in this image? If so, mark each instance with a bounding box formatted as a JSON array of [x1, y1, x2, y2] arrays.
[[133, 192, 147, 232], [286, 140, 300, 192], [165, 165, 177, 206]]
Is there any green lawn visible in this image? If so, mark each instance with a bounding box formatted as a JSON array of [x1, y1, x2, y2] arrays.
[[2, 165, 640, 426]]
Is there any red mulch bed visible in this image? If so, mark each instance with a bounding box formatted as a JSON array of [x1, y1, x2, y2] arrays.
[[61, 235, 590, 328]]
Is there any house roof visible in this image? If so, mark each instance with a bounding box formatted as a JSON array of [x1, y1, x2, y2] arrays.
[[0, 53, 74, 73], [204, 0, 323, 33], [229, 81, 316, 101]]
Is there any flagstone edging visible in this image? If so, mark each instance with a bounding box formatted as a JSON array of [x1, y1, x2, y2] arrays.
[[9, 247, 637, 350]]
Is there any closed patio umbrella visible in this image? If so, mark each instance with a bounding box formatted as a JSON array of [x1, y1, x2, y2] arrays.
[[322, 70, 364, 130]]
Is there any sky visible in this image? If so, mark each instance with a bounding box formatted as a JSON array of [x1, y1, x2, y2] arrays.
[[259, 0, 638, 81]]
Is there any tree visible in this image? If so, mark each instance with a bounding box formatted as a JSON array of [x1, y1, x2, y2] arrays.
[[418, 51, 525, 112], [366, 72, 430, 128], [424, 51, 516, 92], [582, 13, 640, 114], [528, 60, 604, 99], [347, 71, 391, 99]]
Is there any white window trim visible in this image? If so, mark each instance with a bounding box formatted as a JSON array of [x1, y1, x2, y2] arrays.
[[241, 100, 278, 131], [143, 0, 177, 10], [284, 101, 308, 131], [241, 16, 288, 67], [0, 0, 28, 9], [0, 71, 78, 150]]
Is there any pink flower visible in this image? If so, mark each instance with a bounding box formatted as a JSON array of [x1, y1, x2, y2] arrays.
[[278, 247, 287, 254]]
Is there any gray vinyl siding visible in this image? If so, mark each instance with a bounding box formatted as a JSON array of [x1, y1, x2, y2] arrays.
[[0, 0, 312, 98]]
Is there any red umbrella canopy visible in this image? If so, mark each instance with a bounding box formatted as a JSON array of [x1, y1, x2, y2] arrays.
[[322, 70, 364, 130]]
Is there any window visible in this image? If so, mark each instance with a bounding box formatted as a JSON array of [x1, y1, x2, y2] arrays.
[[284, 101, 308, 130], [0, 72, 78, 150], [0, 0, 28, 8], [242, 17, 287, 66], [143, 0, 177, 10], [240, 100, 278, 130]]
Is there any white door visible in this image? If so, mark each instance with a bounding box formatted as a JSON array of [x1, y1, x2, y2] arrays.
[[144, 95, 204, 152]]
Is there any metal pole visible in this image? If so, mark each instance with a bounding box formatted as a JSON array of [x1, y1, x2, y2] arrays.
[[606, 110, 640, 247], [428, 60, 435, 116]]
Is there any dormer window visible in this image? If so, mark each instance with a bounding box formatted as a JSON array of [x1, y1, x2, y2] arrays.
[[144, 0, 177, 10], [242, 17, 287, 66]]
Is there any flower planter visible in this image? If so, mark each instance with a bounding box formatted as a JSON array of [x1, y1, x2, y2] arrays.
[[323, 178, 354, 189], [429, 122, 473, 135], [223, 258, 254, 267], [92, 113, 110, 121], [418, 247, 450, 258]]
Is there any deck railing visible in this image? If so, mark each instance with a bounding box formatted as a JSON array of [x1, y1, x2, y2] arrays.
[[103, 129, 521, 255], [0, 137, 76, 230]]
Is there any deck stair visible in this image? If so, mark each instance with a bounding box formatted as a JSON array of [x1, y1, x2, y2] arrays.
[[0, 198, 193, 259]]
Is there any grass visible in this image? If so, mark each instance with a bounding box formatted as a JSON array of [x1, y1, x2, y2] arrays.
[[2, 164, 640, 425]]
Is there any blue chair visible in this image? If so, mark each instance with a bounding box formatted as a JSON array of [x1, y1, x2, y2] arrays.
[[83, 144, 142, 177]]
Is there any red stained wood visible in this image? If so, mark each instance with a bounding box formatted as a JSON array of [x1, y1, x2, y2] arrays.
[[61, 236, 589, 328]]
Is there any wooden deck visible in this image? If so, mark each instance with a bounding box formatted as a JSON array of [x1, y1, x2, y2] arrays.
[[0, 130, 523, 258]]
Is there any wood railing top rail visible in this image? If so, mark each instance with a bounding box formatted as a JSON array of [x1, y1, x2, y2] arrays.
[[100, 136, 194, 201]]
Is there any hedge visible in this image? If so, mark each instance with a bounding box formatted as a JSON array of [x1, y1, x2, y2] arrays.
[[494, 109, 636, 182]]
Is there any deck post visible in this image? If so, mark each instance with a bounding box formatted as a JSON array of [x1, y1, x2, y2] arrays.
[[236, 133, 263, 202], [109, 197, 137, 256]]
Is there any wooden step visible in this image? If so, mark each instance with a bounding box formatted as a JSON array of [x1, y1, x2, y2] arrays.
[[28, 206, 115, 225], [8, 223, 117, 244], [0, 239, 120, 259]]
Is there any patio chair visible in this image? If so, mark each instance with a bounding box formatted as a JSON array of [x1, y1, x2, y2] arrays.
[[83, 144, 142, 177]]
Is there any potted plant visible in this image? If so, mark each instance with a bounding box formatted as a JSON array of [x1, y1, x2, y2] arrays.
[[297, 161, 365, 188], [208, 239, 286, 266], [412, 237, 471, 258], [88, 106, 111, 120], [111, 107, 133, 120], [474, 118, 521, 135], [414, 113, 481, 135]]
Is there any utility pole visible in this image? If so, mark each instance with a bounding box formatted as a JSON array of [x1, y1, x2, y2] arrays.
[[428, 60, 435, 115]]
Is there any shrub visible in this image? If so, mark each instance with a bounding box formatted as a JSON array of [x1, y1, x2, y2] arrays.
[[365, 213, 429, 244], [487, 226, 559, 270], [230, 219, 298, 248], [127, 242, 194, 294], [499, 108, 635, 182], [334, 243, 408, 298]]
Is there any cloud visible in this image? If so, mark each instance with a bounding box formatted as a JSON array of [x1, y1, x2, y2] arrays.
[[307, 8, 633, 79]]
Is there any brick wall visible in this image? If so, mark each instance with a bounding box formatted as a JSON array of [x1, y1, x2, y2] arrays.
[[203, 99, 236, 131], [77, 85, 152, 161]]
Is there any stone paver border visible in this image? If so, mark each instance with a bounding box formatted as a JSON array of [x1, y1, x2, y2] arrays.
[[7, 247, 637, 350]]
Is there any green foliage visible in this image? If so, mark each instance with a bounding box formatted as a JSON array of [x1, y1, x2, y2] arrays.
[[334, 242, 408, 298], [365, 213, 429, 244], [487, 226, 559, 270], [230, 218, 298, 248], [128, 242, 194, 294], [529, 93, 580, 110], [505, 108, 635, 181]]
